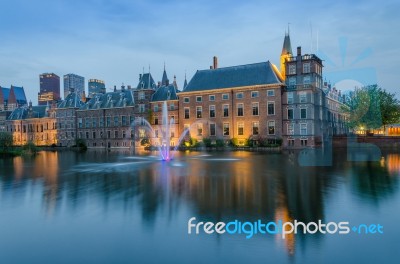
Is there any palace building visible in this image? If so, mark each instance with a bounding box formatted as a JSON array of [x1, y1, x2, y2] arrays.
[[179, 57, 284, 145], [6, 101, 57, 146]]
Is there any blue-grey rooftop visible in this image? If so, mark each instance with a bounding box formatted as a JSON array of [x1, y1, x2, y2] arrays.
[[8, 105, 48, 120], [183, 61, 283, 92], [151, 84, 178, 102], [80, 90, 135, 110], [137, 73, 156, 90], [57, 92, 85, 108], [1, 87, 10, 101], [11, 86, 27, 105]]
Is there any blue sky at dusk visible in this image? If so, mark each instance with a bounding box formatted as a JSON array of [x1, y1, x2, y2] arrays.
[[0, 0, 398, 103]]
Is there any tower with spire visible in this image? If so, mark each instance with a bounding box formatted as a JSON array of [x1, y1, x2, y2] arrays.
[[280, 26, 293, 81], [161, 62, 169, 86]]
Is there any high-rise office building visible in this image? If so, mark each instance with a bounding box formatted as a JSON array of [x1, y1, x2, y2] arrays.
[[88, 79, 106, 98], [64, 73, 85, 99], [38, 73, 60, 105]]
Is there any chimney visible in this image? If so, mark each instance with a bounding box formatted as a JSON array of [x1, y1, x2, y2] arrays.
[[139, 74, 142, 80], [297, 46, 301, 56], [213, 56, 218, 69]]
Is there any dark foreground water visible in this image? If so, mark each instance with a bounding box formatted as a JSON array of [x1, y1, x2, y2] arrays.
[[0, 149, 400, 264]]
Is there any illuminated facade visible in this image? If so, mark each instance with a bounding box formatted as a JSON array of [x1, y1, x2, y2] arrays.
[[5, 102, 57, 146], [179, 58, 284, 145]]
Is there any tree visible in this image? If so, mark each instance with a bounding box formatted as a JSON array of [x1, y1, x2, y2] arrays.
[[342, 85, 400, 132], [0, 132, 13, 152]]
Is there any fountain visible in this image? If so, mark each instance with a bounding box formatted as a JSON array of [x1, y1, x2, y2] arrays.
[[133, 101, 190, 161]]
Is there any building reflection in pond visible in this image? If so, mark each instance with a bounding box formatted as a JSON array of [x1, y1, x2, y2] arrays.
[[0, 150, 399, 258]]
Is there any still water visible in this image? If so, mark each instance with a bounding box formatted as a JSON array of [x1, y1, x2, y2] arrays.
[[0, 149, 400, 263]]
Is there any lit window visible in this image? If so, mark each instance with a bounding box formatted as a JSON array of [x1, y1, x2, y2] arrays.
[[196, 106, 202, 118], [252, 122, 259, 135], [268, 121, 275, 135], [223, 123, 230, 135], [238, 122, 244, 136]]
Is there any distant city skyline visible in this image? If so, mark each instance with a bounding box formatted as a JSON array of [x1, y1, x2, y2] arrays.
[[0, 0, 398, 104]]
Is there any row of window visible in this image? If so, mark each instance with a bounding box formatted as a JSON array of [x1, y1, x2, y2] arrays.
[[153, 103, 175, 112], [287, 92, 308, 104], [183, 121, 276, 137], [78, 130, 134, 140], [287, 62, 312, 75], [183, 102, 276, 119], [7, 123, 56, 133], [183, 90, 275, 103], [287, 108, 308, 120], [78, 116, 135, 128], [287, 123, 308, 135]]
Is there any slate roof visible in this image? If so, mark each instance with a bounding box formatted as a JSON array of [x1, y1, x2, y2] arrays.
[[9, 86, 27, 105], [57, 92, 85, 108], [137, 73, 156, 89], [151, 84, 179, 102], [80, 90, 135, 110], [183, 61, 283, 92], [8, 105, 48, 120]]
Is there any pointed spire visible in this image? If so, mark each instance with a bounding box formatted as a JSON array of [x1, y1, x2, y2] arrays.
[[161, 63, 168, 86], [282, 26, 293, 56], [183, 71, 188, 90]]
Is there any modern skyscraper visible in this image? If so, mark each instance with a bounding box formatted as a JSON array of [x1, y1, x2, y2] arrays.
[[64, 73, 85, 99], [88, 79, 106, 98], [38, 73, 60, 105]]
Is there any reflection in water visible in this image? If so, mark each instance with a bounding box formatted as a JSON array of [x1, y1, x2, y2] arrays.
[[0, 150, 399, 260]]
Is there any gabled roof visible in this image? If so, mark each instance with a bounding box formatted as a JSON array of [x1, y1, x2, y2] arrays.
[[57, 92, 85, 108], [80, 89, 135, 110], [183, 61, 283, 92], [8, 105, 48, 120], [137, 73, 156, 89], [8, 86, 27, 105], [151, 84, 179, 102]]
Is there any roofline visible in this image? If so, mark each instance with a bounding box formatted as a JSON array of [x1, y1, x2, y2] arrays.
[[180, 83, 283, 95]]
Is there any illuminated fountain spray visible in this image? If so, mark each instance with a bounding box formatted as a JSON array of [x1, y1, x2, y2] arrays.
[[134, 101, 207, 161]]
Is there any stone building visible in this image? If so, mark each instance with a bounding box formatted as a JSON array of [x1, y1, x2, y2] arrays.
[[179, 57, 284, 145], [281, 42, 325, 148], [6, 102, 57, 146], [56, 92, 84, 147], [75, 74, 156, 149], [323, 82, 349, 136], [0, 85, 27, 111]]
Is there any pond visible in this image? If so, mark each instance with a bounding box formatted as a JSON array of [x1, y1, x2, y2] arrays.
[[0, 149, 399, 263]]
